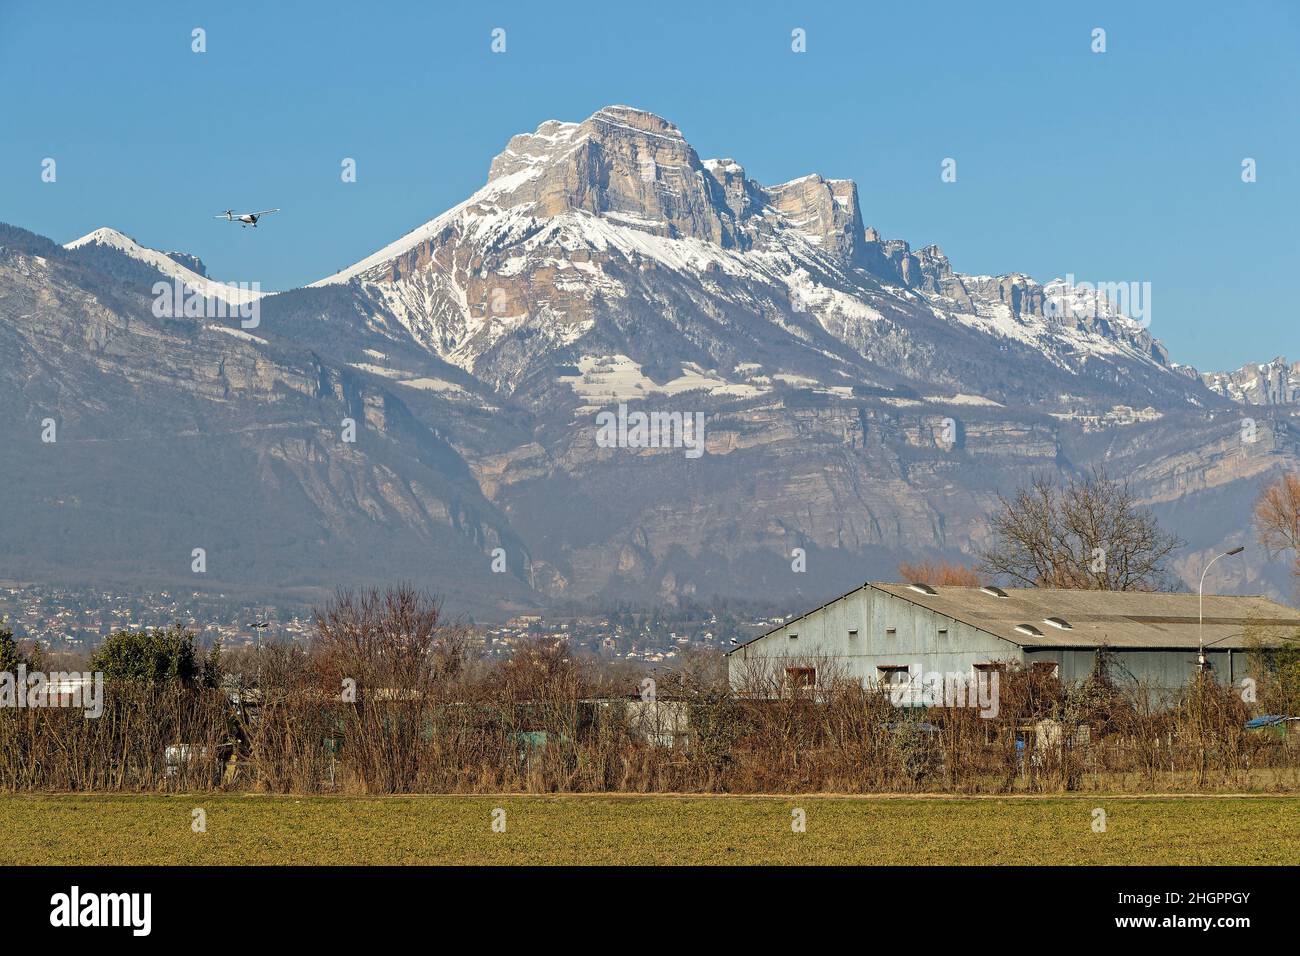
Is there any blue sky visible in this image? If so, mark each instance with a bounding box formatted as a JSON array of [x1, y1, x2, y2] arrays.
[[2, 0, 1295, 371]]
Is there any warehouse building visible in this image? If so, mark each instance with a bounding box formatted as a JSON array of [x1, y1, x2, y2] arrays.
[[728, 582, 1300, 695]]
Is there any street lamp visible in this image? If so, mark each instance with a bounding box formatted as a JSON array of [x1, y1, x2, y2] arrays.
[[1198, 547, 1244, 672]]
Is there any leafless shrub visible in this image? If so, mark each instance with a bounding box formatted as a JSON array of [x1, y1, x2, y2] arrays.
[[898, 559, 981, 586], [5, 585, 1296, 794], [0, 684, 229, 792]]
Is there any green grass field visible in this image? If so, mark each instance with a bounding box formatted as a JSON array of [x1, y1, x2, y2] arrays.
[[2, 794, 1295, 865]]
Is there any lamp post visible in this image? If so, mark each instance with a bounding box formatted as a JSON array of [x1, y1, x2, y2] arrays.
[[1198, 547, 1244, 672]]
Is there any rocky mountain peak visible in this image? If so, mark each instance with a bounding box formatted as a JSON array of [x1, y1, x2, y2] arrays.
[[478, 106, 870, 262], [588, 104, 686, 140], [307, 105, 1188, 398], [66, 226, 136, 251], [63, 226, 258, 304], [164, 251, 207, 277], [764, 174, 865, 265], [484, 105, 742, 247], [1203, 356, 1300, 405]]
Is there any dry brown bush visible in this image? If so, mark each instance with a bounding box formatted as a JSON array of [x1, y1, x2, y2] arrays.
[[898, 559, 981, 587], [3, 586, 1295, 795]]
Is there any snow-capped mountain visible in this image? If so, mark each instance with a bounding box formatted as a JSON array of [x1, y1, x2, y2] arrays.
[[3, 107, 1297, 610], [65, 227, 264, 306], [309, 105, 1184, 412], [1203, 357, 1300, 405]]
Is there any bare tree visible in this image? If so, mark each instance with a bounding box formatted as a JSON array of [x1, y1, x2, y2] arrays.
[[978, 468, 1182, 590], [312, 584, 462, 692], [1254, 472, 1300, 586], [310, 584, 468, 792]]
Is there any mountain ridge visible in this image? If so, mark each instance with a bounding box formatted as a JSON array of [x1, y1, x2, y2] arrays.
[[65, 227, 263, 306], [5, 107, 1296, 612], [279, 106, 1191, 414]]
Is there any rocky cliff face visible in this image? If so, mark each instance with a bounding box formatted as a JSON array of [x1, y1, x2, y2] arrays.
[[312, 107, 1196, 416], [3, 106, 1297, 612], [485, 107, 868, 261], [489, 108, 742, 246], [1203, 357, 1300, 405], [0, 225, 531, 610]]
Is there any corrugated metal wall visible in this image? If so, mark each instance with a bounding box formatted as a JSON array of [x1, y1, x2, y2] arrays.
[[730, 586, 1020, 688], [731, 586, 1241, 694]]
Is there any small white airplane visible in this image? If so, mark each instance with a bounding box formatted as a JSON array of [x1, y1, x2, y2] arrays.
[[214, 208, 280, 228]]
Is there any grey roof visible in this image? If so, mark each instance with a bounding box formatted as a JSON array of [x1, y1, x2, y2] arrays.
[[869, 583, 1300, 650], [734, 582, 1300, 652]]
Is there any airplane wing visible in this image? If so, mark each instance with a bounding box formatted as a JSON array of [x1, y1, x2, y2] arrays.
[[251, 208, 280, 217]]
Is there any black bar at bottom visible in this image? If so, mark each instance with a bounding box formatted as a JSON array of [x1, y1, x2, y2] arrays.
[[0, 865, 1286, 942]]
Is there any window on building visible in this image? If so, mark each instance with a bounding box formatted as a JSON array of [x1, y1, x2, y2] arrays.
[[848, 628, 859, 638], [788, 632, 798, 640], [1032, 661, 1060, 678], [786, 666, 816, 689], [937, 627, 949, 636], [877, 665, 910, 687], [885, 626, 897, 636]]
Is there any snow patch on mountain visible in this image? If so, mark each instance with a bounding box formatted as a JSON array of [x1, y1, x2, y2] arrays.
[[945, 292, 1158, 372], [205, 324, 267, 345], [925, 393, 1004, 407], [398, 377, 470, 395], [349, 362, 403, 379], [559, 354, 766, 409], [66, 228, 265, 305], [309, 166, 545, 287], [1202, 356, 1299, 405]]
